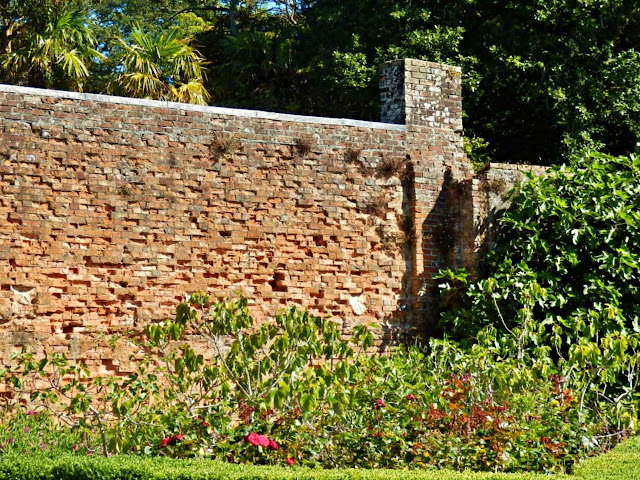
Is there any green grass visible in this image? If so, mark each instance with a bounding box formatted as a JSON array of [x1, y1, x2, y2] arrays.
[[0, 437, 637, 480]]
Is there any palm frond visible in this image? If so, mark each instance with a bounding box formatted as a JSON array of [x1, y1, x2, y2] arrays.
[[170, 80, 211, 105]]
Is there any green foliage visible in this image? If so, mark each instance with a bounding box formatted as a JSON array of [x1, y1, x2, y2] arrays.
[[212, 30, 303, 112], [0, 409, 99, 455], [437, 151, 640, 437], [0, 0, 104, 91], [277, 341, 589, 472], [110, 26, 210, 104], [464, 136, 492, 172], [0, 295, 600, 473], [295, 0, 467, 119]]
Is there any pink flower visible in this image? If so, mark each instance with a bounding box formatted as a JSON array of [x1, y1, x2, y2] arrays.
[[375, 398, 386, 408], [27, 410, 36, 416], [246, 432, 270, 447], [24, 427, 30, 434], [286, 457, 295, 465], [245, 432, 261, 446], [257, 434, 270, 447], [245, 432, 269, 447], [174, 434, 184, 441], [406, 394, 417, 401], [268, 440, 279, 451]]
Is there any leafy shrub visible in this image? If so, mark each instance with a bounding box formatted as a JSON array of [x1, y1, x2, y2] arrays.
[[0, 409, 99, 456], [436, 152, 640, 438], [0, 295, 598, 472]]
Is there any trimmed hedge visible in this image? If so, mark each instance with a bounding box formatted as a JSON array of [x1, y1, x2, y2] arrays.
[[0, 455, 572, 480], [575, 437, 640, 480], [2, 437, 639, 480]]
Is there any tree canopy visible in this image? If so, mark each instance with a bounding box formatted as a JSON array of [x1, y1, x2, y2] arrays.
[[1, 0, 640, 165]]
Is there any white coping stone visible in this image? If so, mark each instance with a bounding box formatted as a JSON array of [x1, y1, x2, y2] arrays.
[[0, 83, 407, 132]]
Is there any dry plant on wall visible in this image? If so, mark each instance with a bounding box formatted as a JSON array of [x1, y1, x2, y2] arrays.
[[480, 175, 511, 196], [376, 155, 409, 181], [376, 224, 408, 254], [361, 192, 390, 219], [399, 214, 416, 245], [294, 135, 313, 158], [117, 185, 131, 196], [211, 132, 240, 160], [344, 148, 362, 164]]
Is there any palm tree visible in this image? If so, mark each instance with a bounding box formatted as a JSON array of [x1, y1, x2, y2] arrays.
[[112, 27, 210, 105], [1, 1, 104, 92]]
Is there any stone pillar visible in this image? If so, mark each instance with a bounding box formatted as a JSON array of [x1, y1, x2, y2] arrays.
[[380, 59, 472, 333]]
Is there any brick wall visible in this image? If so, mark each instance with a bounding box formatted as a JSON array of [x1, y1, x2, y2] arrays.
[[0, 59, 540, 372], [468, 163, 548, 273]]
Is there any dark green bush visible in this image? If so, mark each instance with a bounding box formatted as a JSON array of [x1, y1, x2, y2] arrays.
[[437, 152, 640, 436]]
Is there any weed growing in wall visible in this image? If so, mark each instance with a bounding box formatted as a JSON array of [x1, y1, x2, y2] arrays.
[[293, 136, 313, 157], [211, 132, 240, 160], [376, 155, 407, 180], [343, 148, 362, 164]]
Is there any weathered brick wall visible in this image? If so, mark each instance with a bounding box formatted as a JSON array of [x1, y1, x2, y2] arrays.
[[381, 59, 473, 331], [0, 82, 416, 372], [0, 59, 542, 372]]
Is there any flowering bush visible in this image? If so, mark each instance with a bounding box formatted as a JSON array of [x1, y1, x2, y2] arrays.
[[0, 294, 608, 472]]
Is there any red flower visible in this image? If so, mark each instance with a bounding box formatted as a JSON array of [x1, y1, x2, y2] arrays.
[[160, 437, 172, 448], [286, 457, 295, 465], [175, 434, 184, 441], [245, 432, 270, 447], [268, 440, 279, 451], [375, 398, 386, 408], [406, 394, 417, 401]]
